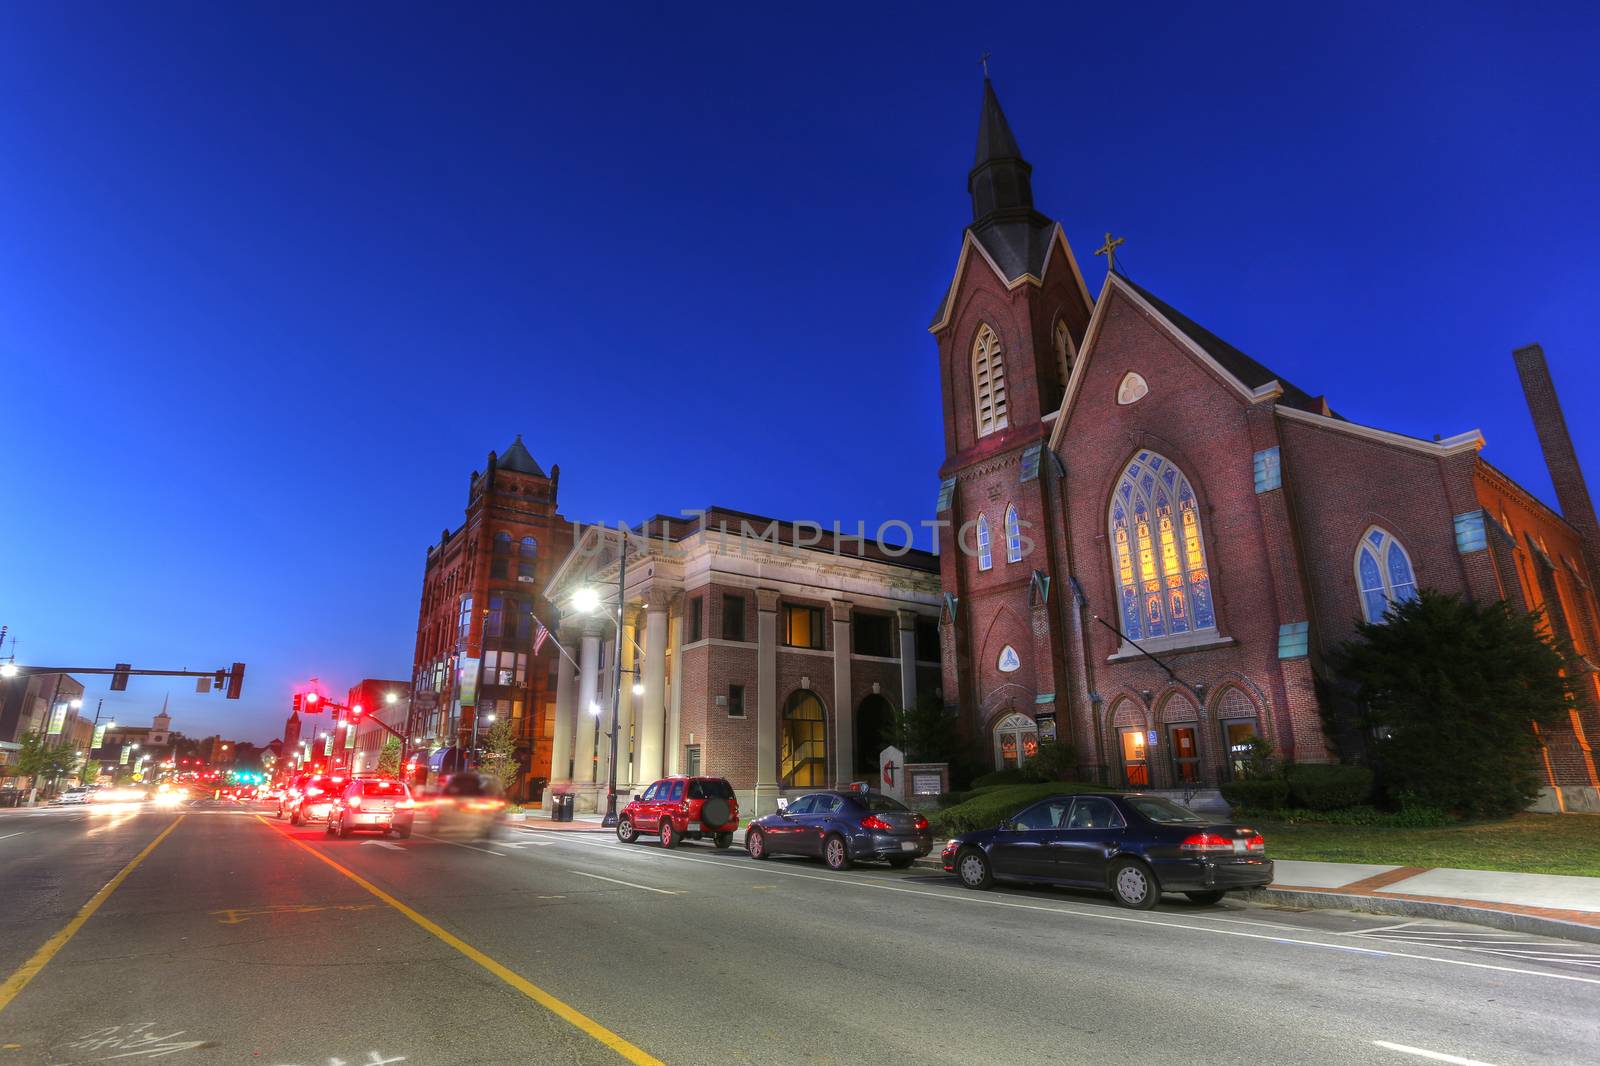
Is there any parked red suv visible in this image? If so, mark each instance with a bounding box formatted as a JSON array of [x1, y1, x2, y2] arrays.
[[618, 776, 739, 849]]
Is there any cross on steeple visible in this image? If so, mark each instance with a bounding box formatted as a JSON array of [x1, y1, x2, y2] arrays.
[[979, 52, 992, 78], [1095, 232, 1125, 273]]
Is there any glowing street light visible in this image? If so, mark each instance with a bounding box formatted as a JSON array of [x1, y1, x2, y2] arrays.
[[588, 701, 601, 716], [0, 663, 17, 678], [631, 682, 645, 696], [570, 587, 602, 613], [385, 692, 399, 705]]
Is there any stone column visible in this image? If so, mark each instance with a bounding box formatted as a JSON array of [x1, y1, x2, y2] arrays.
[[638, 602, 669, 783], [755, 587, 780, 813], [831, 599, 854, 787], [666, 592, 684, 774], [598, 634, 617, 788], [572, 628, 602, 785], [897, 608, 919, 711], [547, 627, 578, 795]]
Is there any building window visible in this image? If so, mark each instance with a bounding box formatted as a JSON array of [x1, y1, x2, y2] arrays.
[[783, 604, 825, 649], [1356, 527, 1418, 623], [852, 613, 893, 657], [1004, 504, 1023, 563], [494, 532, 512, 555], [520, 536, 537, 558], [486, 595, 504, 638], [722, 594, 746, 642], [972, 322, 1008, 436], [1109, 451, 1216, 642], [915, 618, 940, 662], [976, 513, 993, 571], [727, 684, 745, 718], [458, 597, 473, 641], [685, 744, 702, 777], [490, 557, 508, 579], [780, 690, 827, 787], [1053, 317, 1074, 392], [992, 712, 1038, 771], [688, 596, 704, 643]]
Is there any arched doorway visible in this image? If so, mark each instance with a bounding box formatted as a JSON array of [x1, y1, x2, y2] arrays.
[[780, 690, 827, 788], [855, 694, 896, 776], [991, 712, 1038, 770]]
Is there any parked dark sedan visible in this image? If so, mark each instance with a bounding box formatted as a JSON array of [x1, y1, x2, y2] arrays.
[[940, 792, 1272, 908], [746, 789, 934, 870]]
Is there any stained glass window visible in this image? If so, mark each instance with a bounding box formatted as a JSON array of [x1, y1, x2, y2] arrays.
[[1356, 527, 1418, 622], [1108, 452, 1217, 640], [1005, 505, 1023, 563], [976, 513, 993, 571]]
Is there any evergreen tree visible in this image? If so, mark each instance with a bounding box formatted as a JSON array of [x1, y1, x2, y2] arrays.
[[1336, 589, 1573, 817]]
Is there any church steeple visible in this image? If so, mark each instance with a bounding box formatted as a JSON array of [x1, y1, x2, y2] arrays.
[[969, 78, 1036, 224]]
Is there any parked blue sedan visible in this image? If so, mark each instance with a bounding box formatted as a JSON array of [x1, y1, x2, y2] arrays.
[[940, 792, 1272, 908], [746, 789, 934, 870]]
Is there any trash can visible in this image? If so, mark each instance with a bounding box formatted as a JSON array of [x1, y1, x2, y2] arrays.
[[553, 792, 575, 823]]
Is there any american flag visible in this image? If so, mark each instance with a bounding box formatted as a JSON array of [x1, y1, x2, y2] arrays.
[[532, 617, 550, 656]]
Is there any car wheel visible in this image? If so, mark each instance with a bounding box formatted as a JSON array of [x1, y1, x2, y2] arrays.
[[746, 828, 768, 860], [888, 856, 917, 869], [396, 826, 411, 839], [1185, 890, 1226, 905], [956, 848, 993, 890], [1110, 859, 1160, 909], [713, 831, 733, 850], [822, 834, 851, 871], [659, 819, 679, 849], [325, 818, 336, 837], [617, 816, 638, 844], [290, 808, 303, 827], [338, 818, 352, 839]]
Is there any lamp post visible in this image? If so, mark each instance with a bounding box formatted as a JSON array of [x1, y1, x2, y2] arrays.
[[87, 699, 115, 784], [568, 532, 634, 828]]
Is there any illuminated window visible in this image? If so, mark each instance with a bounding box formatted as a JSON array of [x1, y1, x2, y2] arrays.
[[972, 323, 1008, 436], [976, 513, 993, 571], [779, 691, 827, 787], [1109, 452, 1216, 641], [1053, 317, 1075, 390], [1356, 527, 1418, 623], [1005, 505, 1023, 563], [783, 604, 825, 649]]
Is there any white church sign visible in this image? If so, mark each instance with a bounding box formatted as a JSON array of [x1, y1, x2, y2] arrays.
[[997, 645, 1021, 673]]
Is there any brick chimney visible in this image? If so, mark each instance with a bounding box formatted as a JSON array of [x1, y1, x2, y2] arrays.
[[1513, 343, 1600, 579]]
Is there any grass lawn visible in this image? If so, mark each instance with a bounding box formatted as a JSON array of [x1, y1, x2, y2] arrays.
[[1256, 812, 1600, 877]]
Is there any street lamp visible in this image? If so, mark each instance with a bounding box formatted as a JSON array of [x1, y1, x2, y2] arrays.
[[385, 692, 398, 705], [0, 663, 16, 679], [570, 529, 638, 828]]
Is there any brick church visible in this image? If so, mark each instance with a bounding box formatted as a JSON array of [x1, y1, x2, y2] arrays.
[[932, 80, 1600, 811]]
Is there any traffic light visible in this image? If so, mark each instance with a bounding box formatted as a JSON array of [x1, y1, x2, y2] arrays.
[[350, 704, 365, 719], [226, 662, 245, 700], [292, 693, 303, 714], [111, 663, 131, 691], [214, 669, 226, 691]]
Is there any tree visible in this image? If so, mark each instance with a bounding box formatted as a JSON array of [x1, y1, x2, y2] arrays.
[[377, 737, 402, 777], [480, 718, 521, 795], [890, 693, 959, 764], [1335, 589, 1573, 818], [14, 731, 78, 802]]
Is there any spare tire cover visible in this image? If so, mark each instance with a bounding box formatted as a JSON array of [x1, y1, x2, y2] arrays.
[[700, 797, 732, 827]]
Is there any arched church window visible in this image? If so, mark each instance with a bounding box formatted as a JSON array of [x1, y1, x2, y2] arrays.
[[992, 712, 1038, 770], [976, 513, 993, 571], [1004, 504, 1022, 563], [1356, 527, 1418, 623], [1053, 318, 1075, 390], [1109, 451, 1216, 642], [972, 323, 1008, 437], [494, 532, 512, 555]]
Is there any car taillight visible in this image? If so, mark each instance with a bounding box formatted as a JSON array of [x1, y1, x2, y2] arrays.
[[913, 815, 929, 830], [1243, 833, 1265, 852], [395, 797, 414, 809], [306, 787, 322, 798], [861, 815, 894, 831], [1180, 832, 1235, 853], [348, 794, 362, 809]]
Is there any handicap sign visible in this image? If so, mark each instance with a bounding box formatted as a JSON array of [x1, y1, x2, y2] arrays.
[[1147, 729, 1158, 746]]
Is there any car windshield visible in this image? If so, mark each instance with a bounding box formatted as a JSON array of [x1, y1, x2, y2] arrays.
[[1124, 796, 1209, 824], [687, 779, 733, 799]]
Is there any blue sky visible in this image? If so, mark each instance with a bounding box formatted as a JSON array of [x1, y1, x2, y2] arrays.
[[3, 3, 1597, 743]]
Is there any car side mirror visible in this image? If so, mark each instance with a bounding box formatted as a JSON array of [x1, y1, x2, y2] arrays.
[[998, 819, 1012, 832]]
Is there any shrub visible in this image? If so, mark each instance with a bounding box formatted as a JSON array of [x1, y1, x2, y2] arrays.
[[1019, 742, 1076, 782], [929, 781, 1109, 836], [1285, 764, 1373, 810], [1219, 777, 1290, 811]]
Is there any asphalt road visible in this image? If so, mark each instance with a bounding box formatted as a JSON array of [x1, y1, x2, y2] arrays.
[[2, 800, 1598, 1066]]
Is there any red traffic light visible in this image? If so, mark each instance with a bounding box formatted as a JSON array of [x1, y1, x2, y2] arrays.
[[351, 705, 364, 718]]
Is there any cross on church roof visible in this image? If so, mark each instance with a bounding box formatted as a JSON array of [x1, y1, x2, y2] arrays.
[[1095, 232, 1125, 273], [980, 52, 992, 78]]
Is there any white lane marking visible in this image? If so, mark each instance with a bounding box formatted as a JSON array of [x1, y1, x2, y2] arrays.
[[497, 842, 529, 849], [1353, 921, 1422, 934], [0, 831, 25, 841], [535, 836, 1600, 987], [1371, 1040, 1499, 1065], [412, 832, 505, 856], [360, 840, 405, 851], [570, 871, 678, 896]]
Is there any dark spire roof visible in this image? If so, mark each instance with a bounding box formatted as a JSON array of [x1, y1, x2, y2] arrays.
[[973, 78, 1022, 168], [497, 434, 546, 477], [968, 78, 1038, 226]]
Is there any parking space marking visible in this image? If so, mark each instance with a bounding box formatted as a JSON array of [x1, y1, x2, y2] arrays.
[[210, 903, 377, 925], [254, 816, 664, 1065], [0, 815, 184, 1014], [1372, 1040, 1498, 1065], [570, 871, 678, 896], [414, 832, 504, 857], [527, 836, 1600, 987], [0, 831, 24, 841]]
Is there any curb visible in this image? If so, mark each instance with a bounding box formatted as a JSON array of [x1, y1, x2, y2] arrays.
[[1239, 887, 1600, 946]]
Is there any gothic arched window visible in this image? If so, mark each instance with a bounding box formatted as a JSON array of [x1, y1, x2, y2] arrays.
[[1004, 504, 1022, 563], [1109, 451, 1216, 641], [1356, 527, 1418, 622], [1053, 318, 1075, 390], [972, 323, 1008, 437], [976, 513, 993, 571]]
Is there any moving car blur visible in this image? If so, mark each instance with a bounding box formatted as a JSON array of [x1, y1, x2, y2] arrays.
[[416, 772, 507, 841]]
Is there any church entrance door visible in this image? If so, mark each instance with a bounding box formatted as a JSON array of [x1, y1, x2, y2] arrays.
[[1119, 728, 1149, 786]]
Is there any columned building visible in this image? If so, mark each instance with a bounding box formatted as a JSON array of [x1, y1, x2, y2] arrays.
[[543, 509, 942, 815], [408, 437, 574, 799], [931, 80, 1600, 810]]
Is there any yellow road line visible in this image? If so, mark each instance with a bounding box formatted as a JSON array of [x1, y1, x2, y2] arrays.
[[0, 815, 185, 1014], [254, 815, 664, 1065]]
